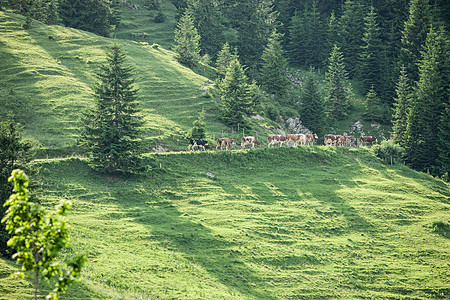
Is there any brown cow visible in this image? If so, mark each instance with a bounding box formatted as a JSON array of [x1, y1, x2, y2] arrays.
[[336, 135, 346, 147], [241, 136, 261, 149], [285, 134, 299, 146], [345, 136, 358, 147], [305, 134, 318, 146], [360, 136, 377, 146], [216, 138, 236, 150], [268, 135, 286, 147]]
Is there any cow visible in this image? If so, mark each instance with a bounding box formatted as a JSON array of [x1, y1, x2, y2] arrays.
[[335, 135, 346, 147], [324, 134, 338, 146], [241, 136, 261, 149], [285, 134, 299, 146], [305, 133, 318, 146], [216, 138, 236, 150], [345, 135, 358, 147], [268, 135, 286, 147], [188, 138, 208, 151], [360, 136, 377, 146]]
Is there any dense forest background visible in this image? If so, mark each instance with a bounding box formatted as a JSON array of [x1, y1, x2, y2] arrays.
[[1, 0, 449, 176]]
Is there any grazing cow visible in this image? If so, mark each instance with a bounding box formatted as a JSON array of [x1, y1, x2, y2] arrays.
[[305, 134, 318, 146], [188, 138, 208, 151], [241, 136, 261, 149], [324, 134, 338, 146], [360, 136, 377, 146], [345, 135, 358, 147], [268, 135, 286, 147], [285, 134, 299, 146], [335, 135, 346, 147], [216, 138, 236, 150]]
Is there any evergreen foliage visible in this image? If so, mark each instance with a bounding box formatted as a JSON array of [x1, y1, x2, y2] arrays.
[[215, 42, 236, 80], [216, 59, 258, 125], [392, 66, 412, 146], [324, 44, 352, 120], [2, 169, 86, 300], [400, 0, 432, 83], [173, 9, 201, 67], [364, 85, 389, 124], [59, 0, 117, 37], [359, 6, 384, 95], [259, 30, 289, 97], [299, 75, 326, 136], [337, 0, 366, 78], [80, 46, 145, 174], [403, 26, 449, 174], [0, 119, 33, 257], [186, 109, 206, 139]]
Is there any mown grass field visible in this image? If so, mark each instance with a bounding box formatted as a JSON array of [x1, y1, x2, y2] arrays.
[[1, 147, 448, 299]]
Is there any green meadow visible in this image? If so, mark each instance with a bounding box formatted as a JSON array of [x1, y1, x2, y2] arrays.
[[1, 147, 449, 299], [0, 8, 449, 300]]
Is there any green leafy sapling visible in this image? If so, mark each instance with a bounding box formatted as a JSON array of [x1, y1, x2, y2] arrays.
[[2, 169, 86, 300]]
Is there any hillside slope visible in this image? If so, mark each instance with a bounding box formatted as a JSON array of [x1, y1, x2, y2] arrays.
[[1, 147, 448, 299], [0, 11, 222, 152]]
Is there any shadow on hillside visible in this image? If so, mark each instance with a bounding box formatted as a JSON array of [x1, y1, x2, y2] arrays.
[[71, 172, 276, 299]]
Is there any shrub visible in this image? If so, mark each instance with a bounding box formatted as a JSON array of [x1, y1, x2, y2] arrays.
[[371, 140, 403, 165]]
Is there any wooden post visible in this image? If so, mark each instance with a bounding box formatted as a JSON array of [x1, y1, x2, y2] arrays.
[[222, 130, 223, 138], [213, 133, 215, 141], [390, 156, 393, 166]]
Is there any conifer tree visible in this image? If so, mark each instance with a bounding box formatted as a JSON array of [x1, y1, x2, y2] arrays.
[[400, 0, 432, 83], [216, 59, 258, 125], [359, 6, 383, 94], [216, 42, 236, 80], [403, 26, 449, 174], [324, 44, 352, 120], [392, 66, 412, 145], [173, 9, 201, 67], [364, 85, 388, 123], [299, 75, 325, 136], [80, 46, 145, 174], [326, 11, 339, 63], [337, 0, 366, 78], [260, 29, 289, 97], [186, 109, 206, 139]]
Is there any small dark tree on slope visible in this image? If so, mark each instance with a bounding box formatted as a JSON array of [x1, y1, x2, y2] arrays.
[[260, 29, 289, 97], [173, 9, 201, 67], [186, 109, 206, 139], [392, 66, 412, 146], [2, 169, 86, 300], [216, 59, 258, 126], [0, 119, 32, 257], [80, 45, 145, 174], [216, 42, 237, 80], [299, 75, 325, 136]]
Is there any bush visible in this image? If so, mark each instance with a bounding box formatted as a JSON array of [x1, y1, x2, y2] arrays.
[[371, 140, 403, 165], [154, 11, 166, 23]]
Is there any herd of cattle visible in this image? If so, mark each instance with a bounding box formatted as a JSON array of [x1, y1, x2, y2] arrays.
[[188, 134, 378, 151]]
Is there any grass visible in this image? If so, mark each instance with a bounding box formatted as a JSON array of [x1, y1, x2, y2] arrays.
[[1, 147, 448, 299]]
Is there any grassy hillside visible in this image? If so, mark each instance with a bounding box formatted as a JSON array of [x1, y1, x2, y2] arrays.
[[1, 147, 448, 299], [0, 11, 235, 155]]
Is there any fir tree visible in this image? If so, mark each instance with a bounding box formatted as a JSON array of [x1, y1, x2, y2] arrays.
[[173, 9, 201, 67], [186, 109, 206, 139], [299, 75, 325, 136], [216, 59, 258, 125], [259, 29, 289, 97], [392, 66, 412, 145], [400, 0, 432, 83], [364, 85, 388, 123], [324, 44, 352, 120], [80, 46, 145, 174], [359, 6, 383, 94], [337, 0, 366, 78], [216, 42, 236, 80], [403, 26, 449, 174]]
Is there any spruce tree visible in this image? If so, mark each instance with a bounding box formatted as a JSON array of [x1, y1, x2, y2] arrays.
[[365, 85, 388, 124], [80, 46, 144, 174], [186, 109, 206, 139], [299, 75, 325, 136], [173, 9, 201, 67], [403, 26, 449, 174], [216, 42, 236, 80], [400, 0, 432, 83], [260, 29, 289, 97], [216, 59, 258, 125], [324, 44, 352, 120], [337, 0, 366, 78], [359, 6, 383, 95], [392, 66, 412, 145]]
